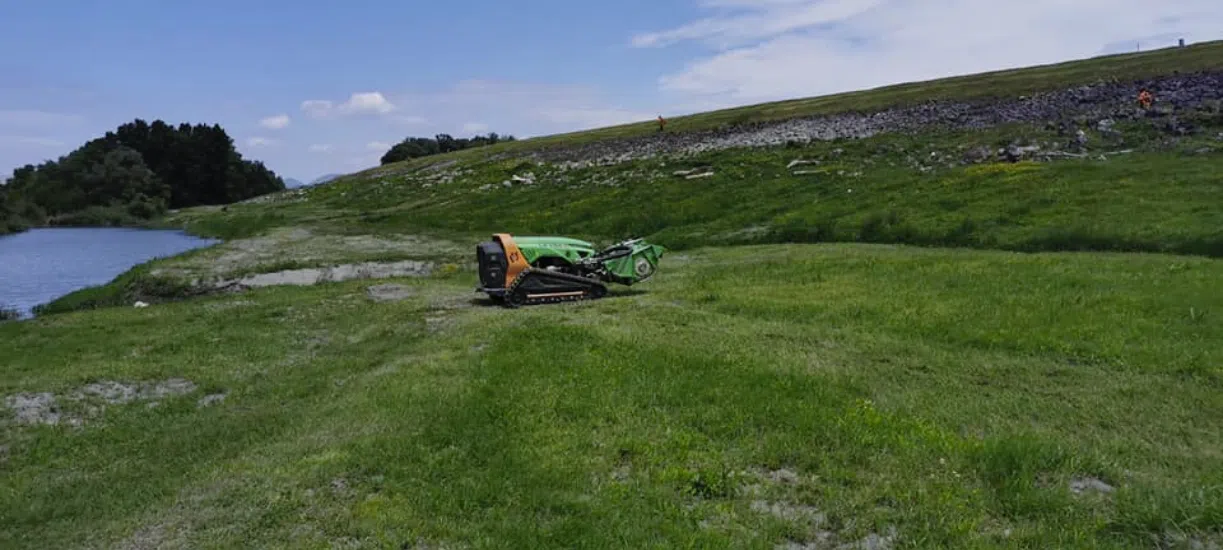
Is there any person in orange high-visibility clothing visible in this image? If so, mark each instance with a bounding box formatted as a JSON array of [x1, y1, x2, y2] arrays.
[[657, 115, 667, 132], [1138, 89, 1154, 109]]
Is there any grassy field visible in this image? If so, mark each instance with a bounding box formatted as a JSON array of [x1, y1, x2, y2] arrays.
[[2, 244, 1221, 548], [4, 40, 1223, 550]]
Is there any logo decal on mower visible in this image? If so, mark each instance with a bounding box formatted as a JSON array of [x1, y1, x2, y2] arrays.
[[635, 258, 654, 277]]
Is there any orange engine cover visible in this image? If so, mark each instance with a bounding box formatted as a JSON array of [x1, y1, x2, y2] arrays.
[[494, 233, 529, 288]]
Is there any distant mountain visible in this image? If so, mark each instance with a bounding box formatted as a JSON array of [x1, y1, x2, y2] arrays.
[[284, 178, 306, 188], [310, 174, 342, 186]]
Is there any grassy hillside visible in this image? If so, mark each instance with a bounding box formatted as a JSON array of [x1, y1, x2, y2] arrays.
[[4, 41, 1223, 550], [362, 40, 1223, 163], [164, 117, 1223, 260]]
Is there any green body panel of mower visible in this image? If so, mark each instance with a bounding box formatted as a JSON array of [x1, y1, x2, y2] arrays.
[[509, 236, 665, 285], [511, 236, 600, 266]]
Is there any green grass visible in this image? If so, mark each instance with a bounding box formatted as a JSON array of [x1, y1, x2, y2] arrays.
[[2, 244, 1221, 548], [30, 260, 205, 315]]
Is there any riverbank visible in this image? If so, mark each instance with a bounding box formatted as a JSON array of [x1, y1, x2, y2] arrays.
[[0, 211, 231, 238], [0, 227, 221, 319]]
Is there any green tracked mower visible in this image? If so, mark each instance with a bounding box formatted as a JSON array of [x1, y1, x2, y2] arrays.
[[475, 234, 666, 307]]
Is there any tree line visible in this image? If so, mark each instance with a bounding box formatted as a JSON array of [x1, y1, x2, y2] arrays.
[[380, 132, 515, 165], [0, 119, 285, 235]]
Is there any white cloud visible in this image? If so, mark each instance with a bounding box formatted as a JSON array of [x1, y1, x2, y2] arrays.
[[461, 122, 490, 134], [642, 0, 1223, 103], [367, 141, 392, 152], [246, 137, 277, 147], [303, 92, 399, 119], [301, 100, 334, 118], [308, 144, 334, 153], [259, 114, 291, 129], [339, 92, 396, 115]]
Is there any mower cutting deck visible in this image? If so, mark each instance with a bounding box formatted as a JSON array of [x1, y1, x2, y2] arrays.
[[475, 233, 665, 307]]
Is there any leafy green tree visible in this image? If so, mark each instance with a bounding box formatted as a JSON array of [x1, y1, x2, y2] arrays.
[[81, 145, 168, 207], [1, 118, 286, 233], [380, 132, 515, 165]]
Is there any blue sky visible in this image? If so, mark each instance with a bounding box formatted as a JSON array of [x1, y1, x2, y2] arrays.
[[2, 0, 1218, 183]]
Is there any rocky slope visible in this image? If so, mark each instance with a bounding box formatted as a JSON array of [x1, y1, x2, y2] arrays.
[[514, 70, 1223, 168]]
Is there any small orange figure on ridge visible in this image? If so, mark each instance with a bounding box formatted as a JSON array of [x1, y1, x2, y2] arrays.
[[1138, 89, 1154, 109]]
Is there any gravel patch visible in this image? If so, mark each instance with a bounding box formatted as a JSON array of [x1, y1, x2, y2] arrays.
[[777, 526, 899, 550], [218, 261, 434, 290], [366, 284, 415, 302], [5, 378, 198, 426], [197, 393, 228, 408], [752, 500, 826, 524], [1069, 476, 1115, 495], [5, 392, 62, 426]]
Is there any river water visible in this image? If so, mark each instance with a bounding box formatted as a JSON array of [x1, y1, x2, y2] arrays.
[[0, 227, 218, 318]]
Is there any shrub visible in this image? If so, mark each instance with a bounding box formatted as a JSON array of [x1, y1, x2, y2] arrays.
[[0, 306, 21, 322], [32, 266, 201, 315]]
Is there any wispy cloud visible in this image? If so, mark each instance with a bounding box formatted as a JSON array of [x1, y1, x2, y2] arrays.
[[0, 135, 66, 148], [640, 0, 1223, 103], [345, 154, 382, 169], [533, 107, 652, 128], [301, 100, 334, 118], [0, 110, 86, 129], [393, 79, 653, 137], [246, 137, 277, 147], [391, 114, 428, 126], [301, 92, 398, 119], [631, 0, 882, 48], [259, 114, 291, 129], [269, 78, 680, 179]]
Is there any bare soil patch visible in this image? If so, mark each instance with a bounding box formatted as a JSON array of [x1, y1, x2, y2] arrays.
[[4, 378, 198, 427]]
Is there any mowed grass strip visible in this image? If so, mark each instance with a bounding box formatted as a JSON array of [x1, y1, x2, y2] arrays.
[[2, 243, 1221, 548]]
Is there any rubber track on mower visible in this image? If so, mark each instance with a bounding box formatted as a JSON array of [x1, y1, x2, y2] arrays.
[[504, 267, 607, 308]]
